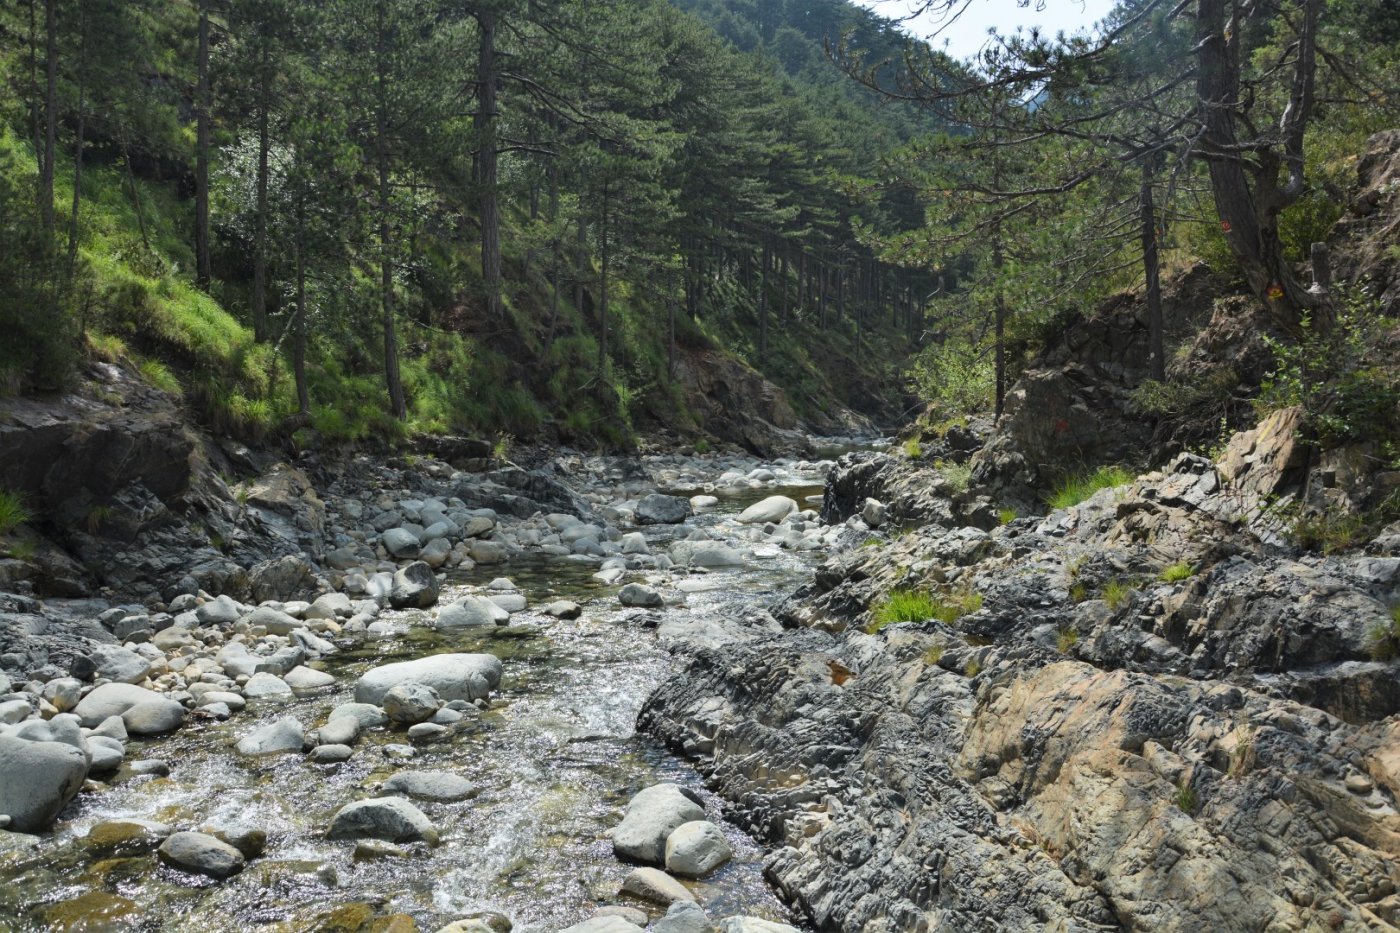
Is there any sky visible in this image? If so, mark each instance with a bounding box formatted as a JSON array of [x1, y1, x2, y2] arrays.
[[853, 0, 1121, 63]]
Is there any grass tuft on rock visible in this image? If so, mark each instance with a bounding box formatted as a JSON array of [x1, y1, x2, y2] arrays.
[[1160, 562, 1195, 583], [0, 489, 30, 535], [868, 588, 983, 633], [1047, 465, 1134, 510]]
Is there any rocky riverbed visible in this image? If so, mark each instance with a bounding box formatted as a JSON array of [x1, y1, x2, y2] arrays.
[[0, 437, 877, 932]]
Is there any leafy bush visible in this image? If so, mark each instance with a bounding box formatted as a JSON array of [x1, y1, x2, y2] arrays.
[[1256, 293, 1400, 452], [906, 338, 994, 414], [1047, 465, 1134, 510], [0, 490, 30, 534]]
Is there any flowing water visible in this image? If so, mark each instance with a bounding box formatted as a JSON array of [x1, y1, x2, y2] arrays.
[[3, 466, 838, 932]]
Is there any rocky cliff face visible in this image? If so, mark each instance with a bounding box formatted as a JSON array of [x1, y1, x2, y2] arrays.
[[641, 419, 1400, 931]]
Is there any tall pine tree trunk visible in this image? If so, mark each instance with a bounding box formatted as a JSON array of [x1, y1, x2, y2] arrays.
[[195, 0, 211, 289], [376, 5, 406, 420], [39, 0, 57, 232], [66, 67, 85, 277], [758, 236, 769, 362], [475, 9, 501, 318], [1195, 0, 1325, 330], [252, 52, 271, 343], [597, 182, 610, 378], [293, 198, 310, 415], [1140, 162, 1165, 382]]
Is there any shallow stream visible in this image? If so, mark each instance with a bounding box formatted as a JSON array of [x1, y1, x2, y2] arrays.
[[3, 465, 836, 932]]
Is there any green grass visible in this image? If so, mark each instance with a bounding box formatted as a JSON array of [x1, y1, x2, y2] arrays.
[[964, 658, 983, 677], [1102, 579, 1133, 610], [1175, 779, 1198, 814], [998, 507, 1018, 525], [936, 459, 972, 494], [922, 643, 945, 666], [870, 588, 984, 633], [0, 490, 30, 535], [1366, 607, 1400, 661], [138, 358, 182, 396], [903, 437, 923, 458], [1047, 465, 1135, 510], [1056, 628, 1079, 654], [870, 589, 938, 631], [1160, 562, 1195, 583]]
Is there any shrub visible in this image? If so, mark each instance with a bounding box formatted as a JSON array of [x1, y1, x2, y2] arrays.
[[1256, 292, 1400, 450], [1160, 562, 1195, 583], [1047, 465, 1134, 510], [906, 338, 994, 414], [0, 489, 30, 534]]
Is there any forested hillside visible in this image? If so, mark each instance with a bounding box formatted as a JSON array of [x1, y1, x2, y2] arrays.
[[0, 0, 941, 451]]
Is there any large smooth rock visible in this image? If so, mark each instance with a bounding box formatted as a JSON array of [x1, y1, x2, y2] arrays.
[[242, 672, 292, 698], [382, 527, 422, 560], [435, 596, 506, 630], [736, 496, 797, 524], [121, 698, 185, 735], [242, 606, 304, 636], [72, 683, 164, 727], [559, 919, 645, 933], [326, 797, 437, 844], [637, 494, 693, 525], [380, 770, 477, 802], [196, 594, 242, 627], [236, 717, 305, 756], [654, 902, 719, 933], [389, 561, 439, 610], [158, 831, 245, 879], [0, 735, 88, 833], [620, 866, 696, 905], [283, 666, 336, 690], [382, 683, 441, 724], [329, 703, 389, 729], [88, 645, 152, 684], [612, 783, 706, 864], [619, 583, 663, 609], [354, 654, 501, 706], [664, 820, 732, 877], [717, 920, 800, 933]]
